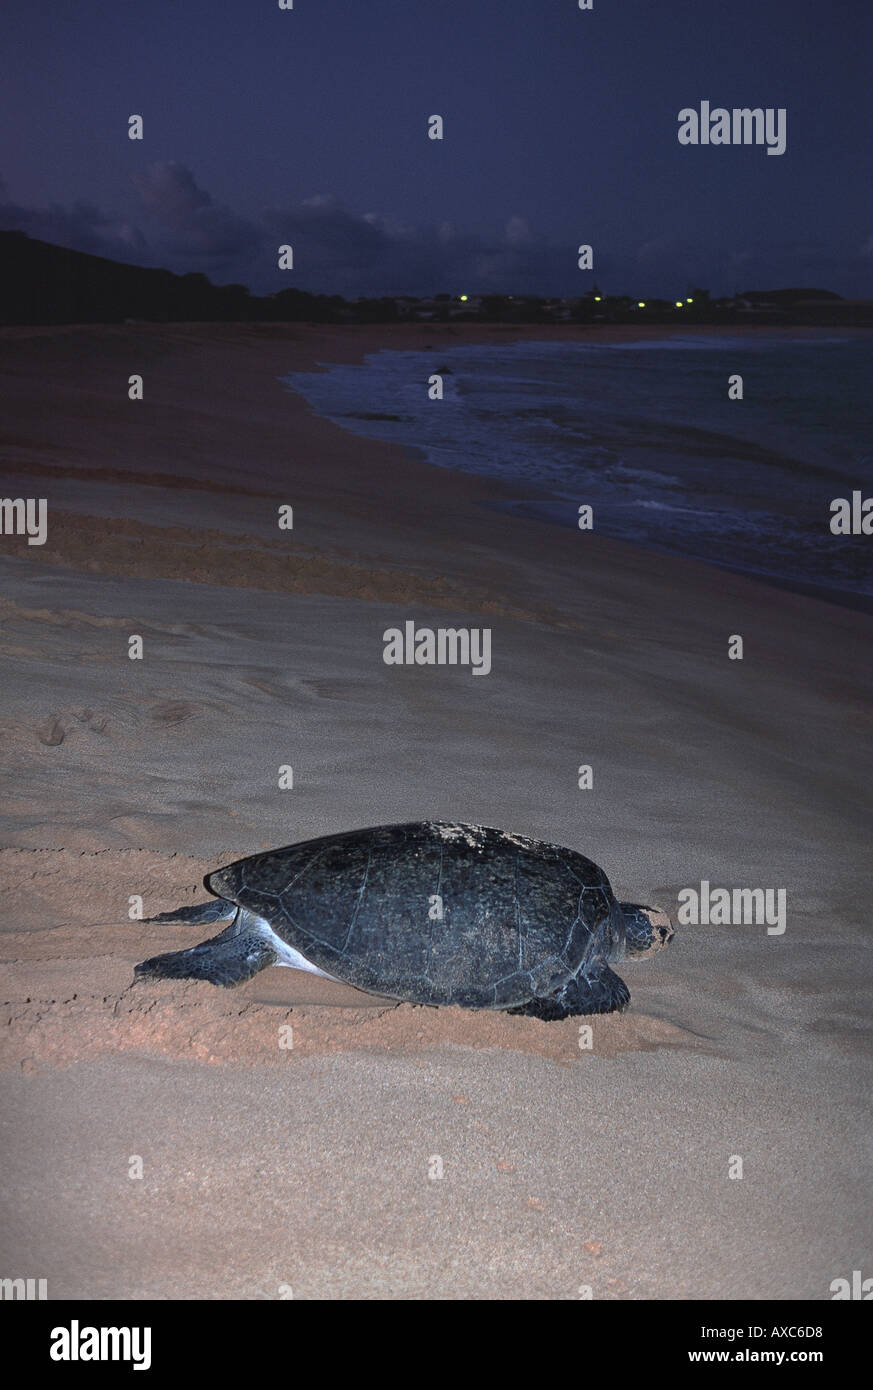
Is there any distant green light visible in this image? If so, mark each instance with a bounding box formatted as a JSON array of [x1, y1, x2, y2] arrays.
[[459, 294, 468, 302], [637, 301, 646, 309], [594, 295, 602, 302], [675, 300, 684, 308], [686, 297, 693, 304]]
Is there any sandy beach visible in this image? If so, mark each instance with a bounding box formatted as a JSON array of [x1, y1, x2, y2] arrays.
[[0, 321, 871, 1300]]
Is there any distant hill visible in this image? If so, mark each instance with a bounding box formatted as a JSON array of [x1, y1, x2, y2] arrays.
[[1, 229, 870, 326], [0, 230, 340, 325]]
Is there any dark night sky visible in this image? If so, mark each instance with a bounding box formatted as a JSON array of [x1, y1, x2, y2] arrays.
[[2, 0, 871, 298]]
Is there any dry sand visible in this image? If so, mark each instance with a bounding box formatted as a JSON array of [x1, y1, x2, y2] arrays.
[[0, 322, 871, 1299]]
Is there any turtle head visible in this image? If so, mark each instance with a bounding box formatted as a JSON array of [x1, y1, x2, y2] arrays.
[[618, 902, 675, 959]]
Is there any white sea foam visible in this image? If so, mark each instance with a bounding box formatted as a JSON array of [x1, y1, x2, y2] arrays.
[[281, 337, 873, 599]]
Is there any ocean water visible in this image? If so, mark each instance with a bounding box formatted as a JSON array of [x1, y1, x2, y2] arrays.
[[282, 336, 873, 602]]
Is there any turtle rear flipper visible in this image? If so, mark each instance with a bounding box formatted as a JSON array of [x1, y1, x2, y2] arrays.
[[508, 964, 630, 1019], [142, 898, 236, 926], [135, 927, 277, 988]]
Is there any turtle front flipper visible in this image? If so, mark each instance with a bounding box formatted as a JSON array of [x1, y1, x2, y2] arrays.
[[507, 964, 630, 1019], [135, 927, 277, 988], [142, 898, 236, 926]]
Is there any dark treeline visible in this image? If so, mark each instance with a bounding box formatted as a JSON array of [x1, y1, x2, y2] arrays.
[[1, 229, 869, 327]]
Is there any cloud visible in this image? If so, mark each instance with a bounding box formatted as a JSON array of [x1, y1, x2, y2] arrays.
[[130, 162, 260, 263], [1, 165, 868, 297], [0, 183, 148, 261], [0, 162, 573, 294]]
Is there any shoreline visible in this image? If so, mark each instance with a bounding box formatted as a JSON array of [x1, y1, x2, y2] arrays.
[[2, 319, 870, 620], [278, 322, 873, 618]]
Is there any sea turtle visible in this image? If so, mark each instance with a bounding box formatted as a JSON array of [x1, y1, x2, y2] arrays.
[[134, 821, 674, 1018]]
